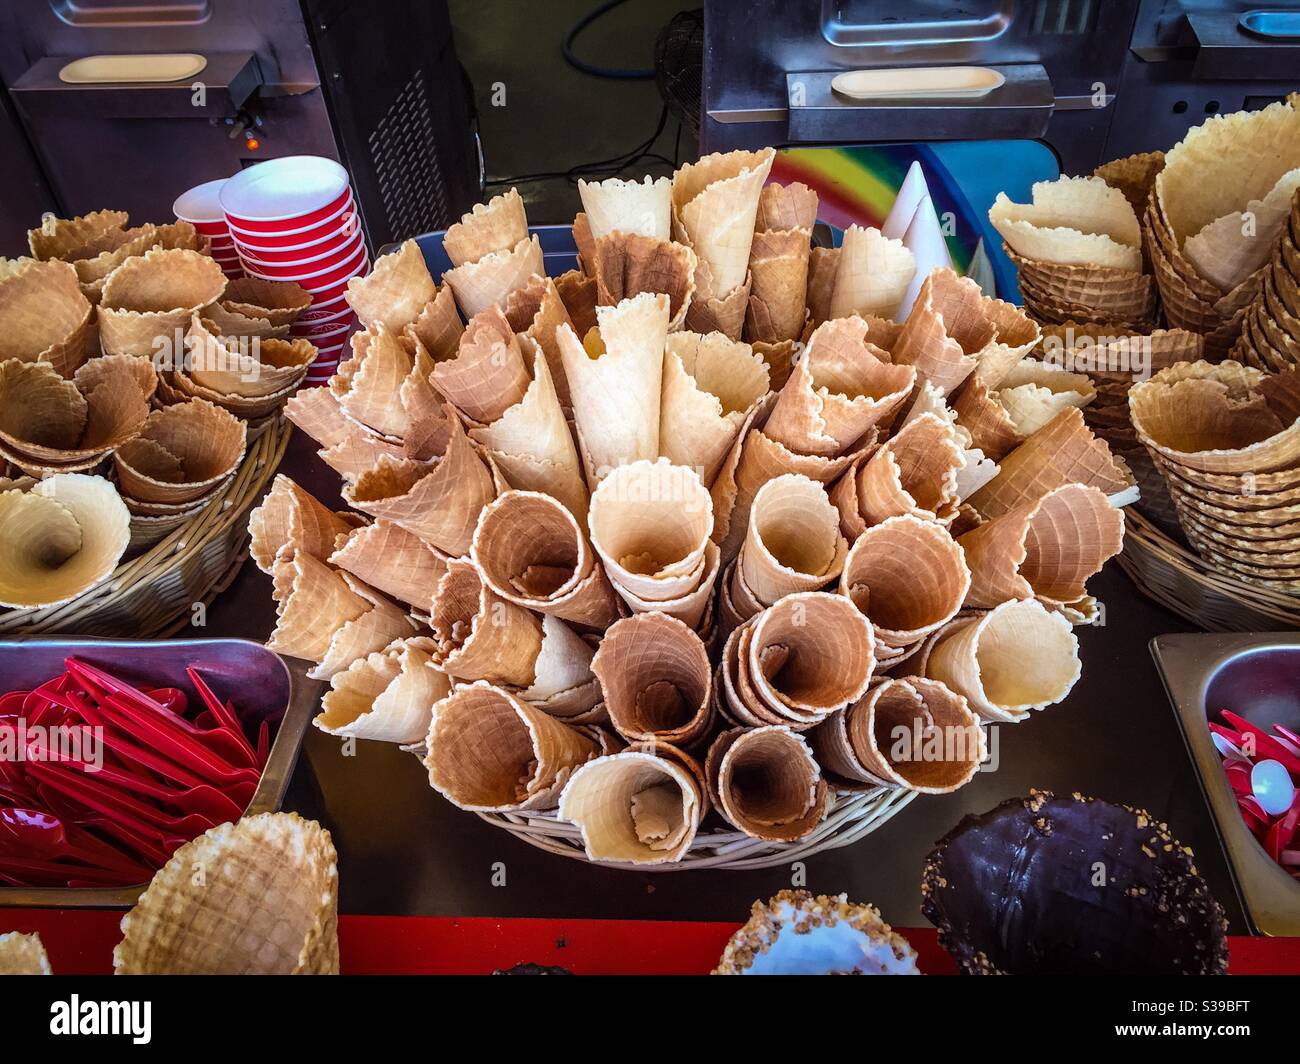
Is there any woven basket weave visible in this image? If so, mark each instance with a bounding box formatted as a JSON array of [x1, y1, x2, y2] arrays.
[[478, 787, 918, 871], [0, 417, 289, 639]]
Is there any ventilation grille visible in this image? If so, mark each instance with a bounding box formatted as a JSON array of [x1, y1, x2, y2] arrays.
[[1029, 0, 1098, 35], [369, 73, 451, 241]]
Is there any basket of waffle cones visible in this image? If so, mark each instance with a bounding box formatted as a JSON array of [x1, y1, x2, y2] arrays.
[[255, 157, 1131, 869], [0, 210, 322, 637]]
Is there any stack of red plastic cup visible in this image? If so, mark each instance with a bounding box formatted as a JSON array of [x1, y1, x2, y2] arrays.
[[220, 156, 367, 384], [173, 178, 243, 280]]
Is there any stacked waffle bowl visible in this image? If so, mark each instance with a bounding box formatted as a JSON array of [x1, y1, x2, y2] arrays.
[[993, 98, 1300, 629], [0, 210, 320, 634], [257, 152, 1132, 869]]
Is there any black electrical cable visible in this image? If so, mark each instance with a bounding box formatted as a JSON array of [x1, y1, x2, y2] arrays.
[[562, 0, 655, 79], [486, 104, 673, 187]]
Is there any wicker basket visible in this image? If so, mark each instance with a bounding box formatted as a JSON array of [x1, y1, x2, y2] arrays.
[[1118, 508, 1300, 631], [0, 417, 289, 639], [478, 787, 919, 871]]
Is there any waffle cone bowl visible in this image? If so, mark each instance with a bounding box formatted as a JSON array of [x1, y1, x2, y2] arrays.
[[250, 165, 1138, 872]]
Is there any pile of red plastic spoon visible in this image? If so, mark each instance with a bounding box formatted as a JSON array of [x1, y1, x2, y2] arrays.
[[0, 659, 267, 888], [1211, 711, 1300, 879]]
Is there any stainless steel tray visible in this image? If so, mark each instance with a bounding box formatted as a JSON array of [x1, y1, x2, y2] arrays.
[[0, 637, 320, 908], [1152, 632, 1300, 937]]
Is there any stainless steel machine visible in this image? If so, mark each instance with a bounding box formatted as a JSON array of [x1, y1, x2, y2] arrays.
[[0, 0, 479, 255], [700, 0, 1300, 173]]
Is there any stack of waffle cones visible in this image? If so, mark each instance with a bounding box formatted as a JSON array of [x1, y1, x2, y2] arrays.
[[1229, 188, 1300, 373], [259, 156, 1129, 864], [439, 190, 543, 319]]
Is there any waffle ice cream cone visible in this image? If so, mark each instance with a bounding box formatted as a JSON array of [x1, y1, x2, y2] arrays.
[[559, 291, 669, 480], [578, 175, 672, 241], [1094, 150, 1165, 216], [745, 227, 810, 343], [345, 239, 436, 332], [330, 323, 416, 440], [707, 725, 827, 842], [1006, 245, 1156, 328], [428, 556, 544, 686], [672, 148, 775, 299], [969, 407, 1132, 517], [97, 248, 227, 358], [0, 932, 51, 975], [220, 277, 312, 327], [29, 209, 129, 261], [891, 268, 992, 395], [329, 517, 447, 614], [443, 234, 544, 320], [554, 268, 599, 336], [114, 813, 338, 975], [520, 612, 597, 704], [113, 397, 246, 504], [951, 377, 1024, 461], [430, 304, 531, 426], [765, 315, 915, 456], [853, 412, 962, 526], [923, 598, 1081, 722], [0, 474, 129, 608], [201, 301, 290, 342], [989, 175, 1143, 271], [659, 331, 770, 488], [558, 747, 703, 863], [471, 489, 621, 630], [1184, 171, 1300, 293], [186, 314, 316, 398], [828, 225, 916, 321], [995, 358, 1097, 438], [442, 187, 529, 267], [424, 681, 599, 811], [249, 475, 356, 574], [838, 514, 970, 650], [590, 610, 712, 745], [590, 231, 696, 332], [503, 274, 575, 408], [306, 573, 416, 681], [683, 277, 750, 340], [398, 284, 463, 364], [756, 181, 818, 233], [740, 473, 846, 605], [0, 258, 94, 378], [268, 550, 370, 662], [609, 538, 721, 630], [959, 482, 1123, 609], [316, 637, 447, 743], [343, 413, 496, 555]]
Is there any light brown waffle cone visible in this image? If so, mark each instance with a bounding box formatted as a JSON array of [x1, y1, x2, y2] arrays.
[[683, 274, 750, 340], [519, 612, 597, 704], [553, 268, 599, 336], [590, 231, 696, 331], [590, 610, 712, 745], [308, 575, 417, 681], [393, 334, 451, 462], [839, 676, 983, 793], [610, 538, 720, 630], [268, 550, 370, 661], [284, 384, 356, 448], [740, 472, 846, 605], [558, 291, 669, 479], [330, 323, 415, 439], [1185, 178, 1300, 293], [805, 245, 838, 327], [315, 636, 445, 741], [708, 725, 827, 841], [220, 277, 312, 326], [971, 294, 1042, 389], [892, 268, 992, 395], [829, 225, 915, 321], [425, 680, 599, 811], [0, 258, 94, 378], [752, 338, 797, 392], [588, 458, 713, 601], [1094, 150, 1166, 216], [923, 598, 1081, 723], [0, 932, 50, 975], [344, 239, 435, 331], [958, 482, 1124, 608], [468, 337, 588, 522], [1152, 446, 1300, 494], [64, 223, 161, 292], [996, 358, 1097, 438], [839, 514, 970, 649], [248, 474, 353, 573], [201, 301, 290, 342], [471, 488, 621, 630], [989, 175, 1143, 270], [27, 209, 130, 262], [186, 314, 315, 398], [952, 376, 1023, 460], [855, 412, 963, 525], [442, 187, 529, 267], [404, 283, 464, 362], [329, 517, 447, 613], [443, 234, 544, 319], [113, 813, 337, 975], [969, 406, 1131, 517], [343, 413, 496, 555], [1006, 244, 1155, 322], [113, 397, 246, 504], [745, 227, 810, 343], [673, 147, 775, 298], [764, 315, 914, 456], [430, 304, 531, 425], [558, 748, 702, 863], [746, 591, 875, 722], [97, 248, 227, 357], [1129, 360, 1300, 473], [429, 556, 544, 686], [756, 181, 818, 233], [0, 474, 129, 608], [659, 330, 769, 488], [578, 174, 672, 240], [314, 431, 407, 484], [504, 274, 575, 408]]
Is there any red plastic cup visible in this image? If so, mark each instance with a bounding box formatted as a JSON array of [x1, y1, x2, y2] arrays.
[[297, 293, 351, 323], [241, 241, 366, 285], [293, 317, 356, 345], [229, 203, 360, 252], [292, 303, 354, 332], [173, 178, 229, 233], [299, 266, 368, 306], [238, 228, 365, 271], [220, 157, 351, 232]]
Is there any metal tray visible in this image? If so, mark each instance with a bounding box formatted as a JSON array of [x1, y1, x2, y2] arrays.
[[1152, 632, 1300, 937], [0, 637, 320, 908]]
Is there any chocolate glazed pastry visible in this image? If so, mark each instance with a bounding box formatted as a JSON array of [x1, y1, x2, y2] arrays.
[[921, 790, 1229, 975]]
